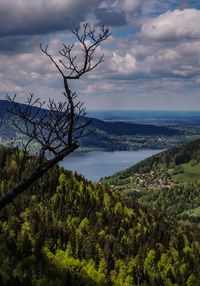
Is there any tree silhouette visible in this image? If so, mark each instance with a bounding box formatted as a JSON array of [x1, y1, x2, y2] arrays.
[[0, 23, 110, 211]]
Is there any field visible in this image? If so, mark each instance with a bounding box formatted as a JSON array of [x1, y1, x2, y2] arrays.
[[182, 206, 200, 217], [175, 162, 200, 183]]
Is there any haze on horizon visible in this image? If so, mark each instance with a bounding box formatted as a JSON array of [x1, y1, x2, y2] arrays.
[[0, 0, 200, 111]]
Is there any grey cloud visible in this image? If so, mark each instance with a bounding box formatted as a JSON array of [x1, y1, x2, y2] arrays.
[[0, 0, 128, 54], [179, 0, 192, 9], [0, 0, 128, 38], [96, 9, 126, 26], [0, 35, 42, 53], [0, 0, 98, 37]]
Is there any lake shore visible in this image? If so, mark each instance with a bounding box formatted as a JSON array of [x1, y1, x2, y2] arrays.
[[60, 149, 163, 181]]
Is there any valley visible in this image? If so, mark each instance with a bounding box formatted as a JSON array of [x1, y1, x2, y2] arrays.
[[1, 4, 200, 284], [1, 101, 200, 284]]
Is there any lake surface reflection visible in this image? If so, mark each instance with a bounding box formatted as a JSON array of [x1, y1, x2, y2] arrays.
[[60, 149, 163, 181]]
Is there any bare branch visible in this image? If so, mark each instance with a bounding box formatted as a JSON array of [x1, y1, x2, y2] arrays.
[[40, 24, 111, 80], [0, 23, 110, 211]]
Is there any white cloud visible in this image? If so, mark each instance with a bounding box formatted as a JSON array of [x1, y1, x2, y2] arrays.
[[140, 9, 200, 41], [85, 82, 122, 94], [178, 41, 200, 58], [121, 0, 141, 12], [109, 52, 138, 74], [0, 74, 23, 94], [0, 48, 58, 100]]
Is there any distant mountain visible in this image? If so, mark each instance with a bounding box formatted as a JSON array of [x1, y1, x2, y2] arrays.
[[0, 99, 48, 117], [103, 139, 200, 224], [0, 100, 181, 151], [87, 117, 179, 136]]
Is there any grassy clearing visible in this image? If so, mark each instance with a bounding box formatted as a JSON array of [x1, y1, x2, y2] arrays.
[[181, 206, 200, 217], [175, 162, 200, 183]]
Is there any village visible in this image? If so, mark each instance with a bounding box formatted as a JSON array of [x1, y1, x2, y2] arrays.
[[129, 170, 177, 191]]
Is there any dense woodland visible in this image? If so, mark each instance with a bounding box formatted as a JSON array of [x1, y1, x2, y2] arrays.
[[0, 145, 200, 285]]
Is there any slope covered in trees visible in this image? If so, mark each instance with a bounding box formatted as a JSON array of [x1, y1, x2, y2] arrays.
[[103, 139, 200, 224], [0, 145, 200, 285]]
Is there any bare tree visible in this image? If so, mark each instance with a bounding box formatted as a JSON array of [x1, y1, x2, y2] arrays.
[[0, 23, 110, 211]]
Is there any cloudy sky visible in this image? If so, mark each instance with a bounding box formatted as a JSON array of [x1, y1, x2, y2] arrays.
[[1, 0, 200, 110]]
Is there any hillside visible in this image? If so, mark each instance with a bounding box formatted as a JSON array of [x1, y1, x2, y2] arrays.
[[0, 100, 183, 151], [0, 145, 200, 285], [103, 139, 200, 224]]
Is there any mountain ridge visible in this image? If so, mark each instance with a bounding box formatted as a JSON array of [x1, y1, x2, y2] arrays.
[[0, 99, 182, 151]]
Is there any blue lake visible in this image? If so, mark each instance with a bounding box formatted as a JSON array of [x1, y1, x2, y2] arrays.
[[60, 149, 162, 181], [60, 110, 200, 181]]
